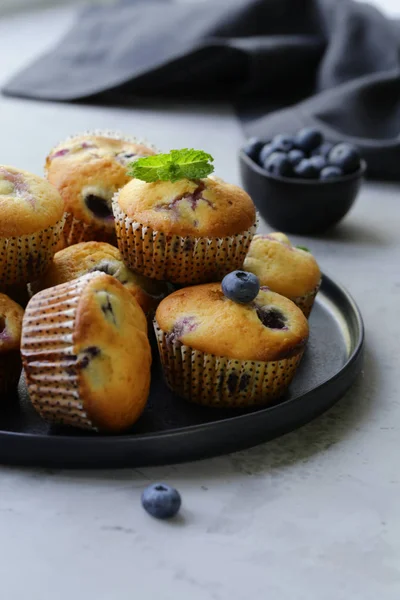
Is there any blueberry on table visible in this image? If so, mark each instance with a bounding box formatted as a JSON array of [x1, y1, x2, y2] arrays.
[[271, 133, 295, 153], [312, 141, 333, 158], [328, 143, 361, 174], [263, 152, 292, 177], [222, 271, 260, 304], [141, 483, 181, 519], [295, 127, 323, 152], [320, 166, 343, 180], [259, 143, 274, 165], [309, 155, 327, 171], [243, 137, 264, 162], [294, 158, 320, 179], [288, 149, 305, 166]]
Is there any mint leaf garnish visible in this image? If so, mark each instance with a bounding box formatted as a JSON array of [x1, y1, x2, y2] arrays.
[[127, 149, 214, 183], [296, 245, 311, 252]]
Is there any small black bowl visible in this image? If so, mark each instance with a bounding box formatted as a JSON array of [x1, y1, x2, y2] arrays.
[[239, 149, 366, 235]]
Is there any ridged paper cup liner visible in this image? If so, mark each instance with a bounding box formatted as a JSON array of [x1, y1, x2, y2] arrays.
[[292, 281, 321, 318], [113, 200, 257, 284], [21, 275, 97, 430], [0, 216, 65, 286], [63, 212, 117, 247], [0, 352, 22, 396], [154, 322, 305, 407]]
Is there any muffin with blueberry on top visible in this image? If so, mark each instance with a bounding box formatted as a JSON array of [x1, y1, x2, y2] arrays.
[[244, 232, 321, 317], [45, 133, 156, 246], [29, 241, 170, 316], [113, 149, 257, 284], [154, 270, 308, 407], [0, 293, 24, 395], [21, 271, 152, 432]]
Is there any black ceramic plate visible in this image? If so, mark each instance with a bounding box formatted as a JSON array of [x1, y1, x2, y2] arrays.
[[0, 274, 363, 468]]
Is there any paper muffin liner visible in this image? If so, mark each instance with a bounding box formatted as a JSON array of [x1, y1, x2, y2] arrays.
[[292, 281, 321, 318], [21, 276, 97, 430], [154, 323, 305, 407], [0, 351, 22, 396], [113, 201, 257, 284], [63, 212, 117, 247], [0, 216, 65, 286]]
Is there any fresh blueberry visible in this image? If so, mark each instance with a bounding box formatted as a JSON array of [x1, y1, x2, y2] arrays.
[[294, 159, 319, 179], [309, 155, 327, 171], [263, 152, 292, 177], [328, 143, 361, 174], [271, 133, 295, 153], [312, 141, 334, 158], [243, 137, 264, 162], [141, 483, 181, 519], [320, 166, 343, 180], [295, 128, 323, 152], [259, 143, 274, 165], [287, 149, 305, 166], [222, 270, 260, 304]]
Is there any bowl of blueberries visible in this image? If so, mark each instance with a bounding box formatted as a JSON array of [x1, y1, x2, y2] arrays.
[[239, 127, 366, 234]]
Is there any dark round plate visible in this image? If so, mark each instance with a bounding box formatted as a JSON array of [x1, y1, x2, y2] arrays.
[[0, 274, 363, 468]]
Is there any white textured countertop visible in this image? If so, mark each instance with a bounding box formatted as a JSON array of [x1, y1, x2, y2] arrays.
[[0, 6, 399, 600]]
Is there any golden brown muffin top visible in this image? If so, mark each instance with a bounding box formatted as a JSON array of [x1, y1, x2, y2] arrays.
[[244, 233, 321, 299], [0, 293, 24, 353], [0, 166, 64, 238], [45, 134, 155, 230], [30, 241, 168, 315], [115, 176, 256, 237], [155, 282, 308, 362]]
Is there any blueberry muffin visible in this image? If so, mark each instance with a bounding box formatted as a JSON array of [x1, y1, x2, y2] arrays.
[[21, 271, 151, 432], [154, 272, 308, 407], [0, 165, 65, 286], [45, 133, 156, 247], [30, 242, 170, 316], [0, 293, 24, 395], [113, 175, 257, 283], [244, 233, 321, 317]]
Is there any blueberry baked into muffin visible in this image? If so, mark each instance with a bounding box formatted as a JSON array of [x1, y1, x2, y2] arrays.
[[45, 133, 156, 246], [154, 270, 308, 407], [0, 293, 24, 395], [244, 233, 321, 317], [0, 165, 65, 286], [21, 271, 152, 432], [113, 149, 257, 284], [30, 241, 170, 316]]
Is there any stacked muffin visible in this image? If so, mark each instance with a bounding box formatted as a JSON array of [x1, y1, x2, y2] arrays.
[[0, 141, 321, 432]]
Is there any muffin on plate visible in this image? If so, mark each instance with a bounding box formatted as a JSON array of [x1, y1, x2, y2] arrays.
[[113, 176, 257, 284], [0, 293, 24, 395], [0, 165, 65, 286], [45, 133, 156, 247], [244, 233, 321, 317], [154, 271, 308, 407], [21, 271, 151, 432], [29, 241, 170, 316]]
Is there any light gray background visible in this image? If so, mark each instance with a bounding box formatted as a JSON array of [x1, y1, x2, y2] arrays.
[[0, 3, 399, 599]]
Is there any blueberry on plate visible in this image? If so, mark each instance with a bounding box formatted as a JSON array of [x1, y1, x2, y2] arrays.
[[312, 141, 333, 158], [271, 133, 295, 153], [263, 152, 292, 177], [222, 271, 260, 304], [141, 483, 182, 520], [328, 143, 361, 174], [259, 143, 274, 165], [320, 166, 343, 180], [243, 137, 264, 162], [294, 158, 320, 179], [309, 155, 327, 171], [295, 128, 323, 152], [288, 149, 305, 166]]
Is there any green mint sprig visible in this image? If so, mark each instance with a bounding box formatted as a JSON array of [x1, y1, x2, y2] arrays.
[[296, 245, 311, 252], [127, 149, 214, 183]]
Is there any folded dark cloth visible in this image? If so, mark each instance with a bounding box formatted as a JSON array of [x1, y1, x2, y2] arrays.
[[3, 0, 400, 179]]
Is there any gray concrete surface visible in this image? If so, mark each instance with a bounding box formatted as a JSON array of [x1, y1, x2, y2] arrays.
[[0, 5, 399, 600]]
